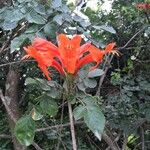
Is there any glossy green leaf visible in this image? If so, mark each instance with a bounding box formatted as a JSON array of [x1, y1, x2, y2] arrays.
[[93, 25, 116, 34], [25, 78, 37, 85], [84, 105, 105, 140], [53, 14, 63, 25], [44, 22, 57, 38], [26, 10, 46, 24], [40, 95, 58, 117], [15, 116, 35, 146], [34, 5, 46, 15], [83, 78, 97, 88], [78, 70, 88, 79], [2, 21, 17, 30], [52, 0, 62, 9], [73, 105, 86, 120], [25, 25, 39, 34], [81, 95, 97, 107], [10, 35, 28, 53], [77, 82, 86, 92], [88, 69, 104, 78]]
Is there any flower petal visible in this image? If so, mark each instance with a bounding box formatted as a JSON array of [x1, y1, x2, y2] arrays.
[[78, 43, 91, 58], [71, 35, 82, 49], [32, 37, 60, 58], [76, 54, 93, 72], [52, 60, 65, 75], [33, 38, 58, 51], [89, 45, 105, 62], [105, 43, 115, 53], [57, 34, 77, 74], [38, 64, 51, 80]]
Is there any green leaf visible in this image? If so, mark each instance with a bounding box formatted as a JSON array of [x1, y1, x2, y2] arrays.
[[84, 105, 105, 140], [83, 78, 97, 88], [46, 88, 62, 99], [44, 22, 57, 38], [10, 35, 28, 53], [25, 25, 39, 34], [40, 95, 58, 117], [78, 70, 88, 79], [52, 0, 62, 9], [34, 5, 46, 15], [26, 10, 46, 24], [93, 25, 116, 34], [2, 21, 17, 30], [145, 108, 150, 122], [3, 9, 24, 23], [53, 14, 63, 25], [25, 78, 37, 85], [88, 69, 104, 78], [15, 116, 35, 146], [77, 82, 86, 92], [81, 95, 97, 106], [73, 105, 86, 120]]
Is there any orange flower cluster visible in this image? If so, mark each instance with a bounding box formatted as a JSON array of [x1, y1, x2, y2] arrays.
[[23, 34, 116, 80]]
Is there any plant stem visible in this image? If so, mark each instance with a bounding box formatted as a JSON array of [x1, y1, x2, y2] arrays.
[[68, 101, 77, 150]]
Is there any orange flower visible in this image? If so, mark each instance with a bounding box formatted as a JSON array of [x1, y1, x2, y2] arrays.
[[23, 34, 116, 80]]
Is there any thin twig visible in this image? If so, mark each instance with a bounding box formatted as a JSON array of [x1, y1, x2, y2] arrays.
[[106, 133, 121, 150], [140, 127, 145, 150], [36, 121, 83, 132], [0, 60, 35, 68], [32, 142, 43, 150], [96, 55, 113, 96], [122, 135, 128, 150], [86, 134, 102, 150], [102, 133, 120, 150], [134, 141, 150, 150], [0, 21, 28, 54], [118, 26, 148, 51], [68, 101, 77, 150], [56, 99, 65, 150]]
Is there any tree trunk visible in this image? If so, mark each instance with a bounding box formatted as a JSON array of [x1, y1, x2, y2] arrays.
[[5, 68, 27, 150]]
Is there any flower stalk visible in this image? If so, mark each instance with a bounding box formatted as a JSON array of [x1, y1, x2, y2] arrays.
[[68, 101, 77, 150], [65, 74, 77, 150]]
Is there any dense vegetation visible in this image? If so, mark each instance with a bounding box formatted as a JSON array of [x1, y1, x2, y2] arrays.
[[0, 0, 150, 150]]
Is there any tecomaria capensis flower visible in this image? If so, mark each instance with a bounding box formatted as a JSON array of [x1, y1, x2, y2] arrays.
[[22, 34, 117, 80]]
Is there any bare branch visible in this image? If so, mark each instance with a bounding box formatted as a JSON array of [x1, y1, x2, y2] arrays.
[[32, 142, 43, 150], [118, 26, 148, 50], [140, 127, 145, 150], [0, 89, 17, 122], [0, 60, 35, 68]]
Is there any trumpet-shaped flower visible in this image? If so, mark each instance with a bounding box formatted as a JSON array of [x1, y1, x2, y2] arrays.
[[23, 34, 117, 80]]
